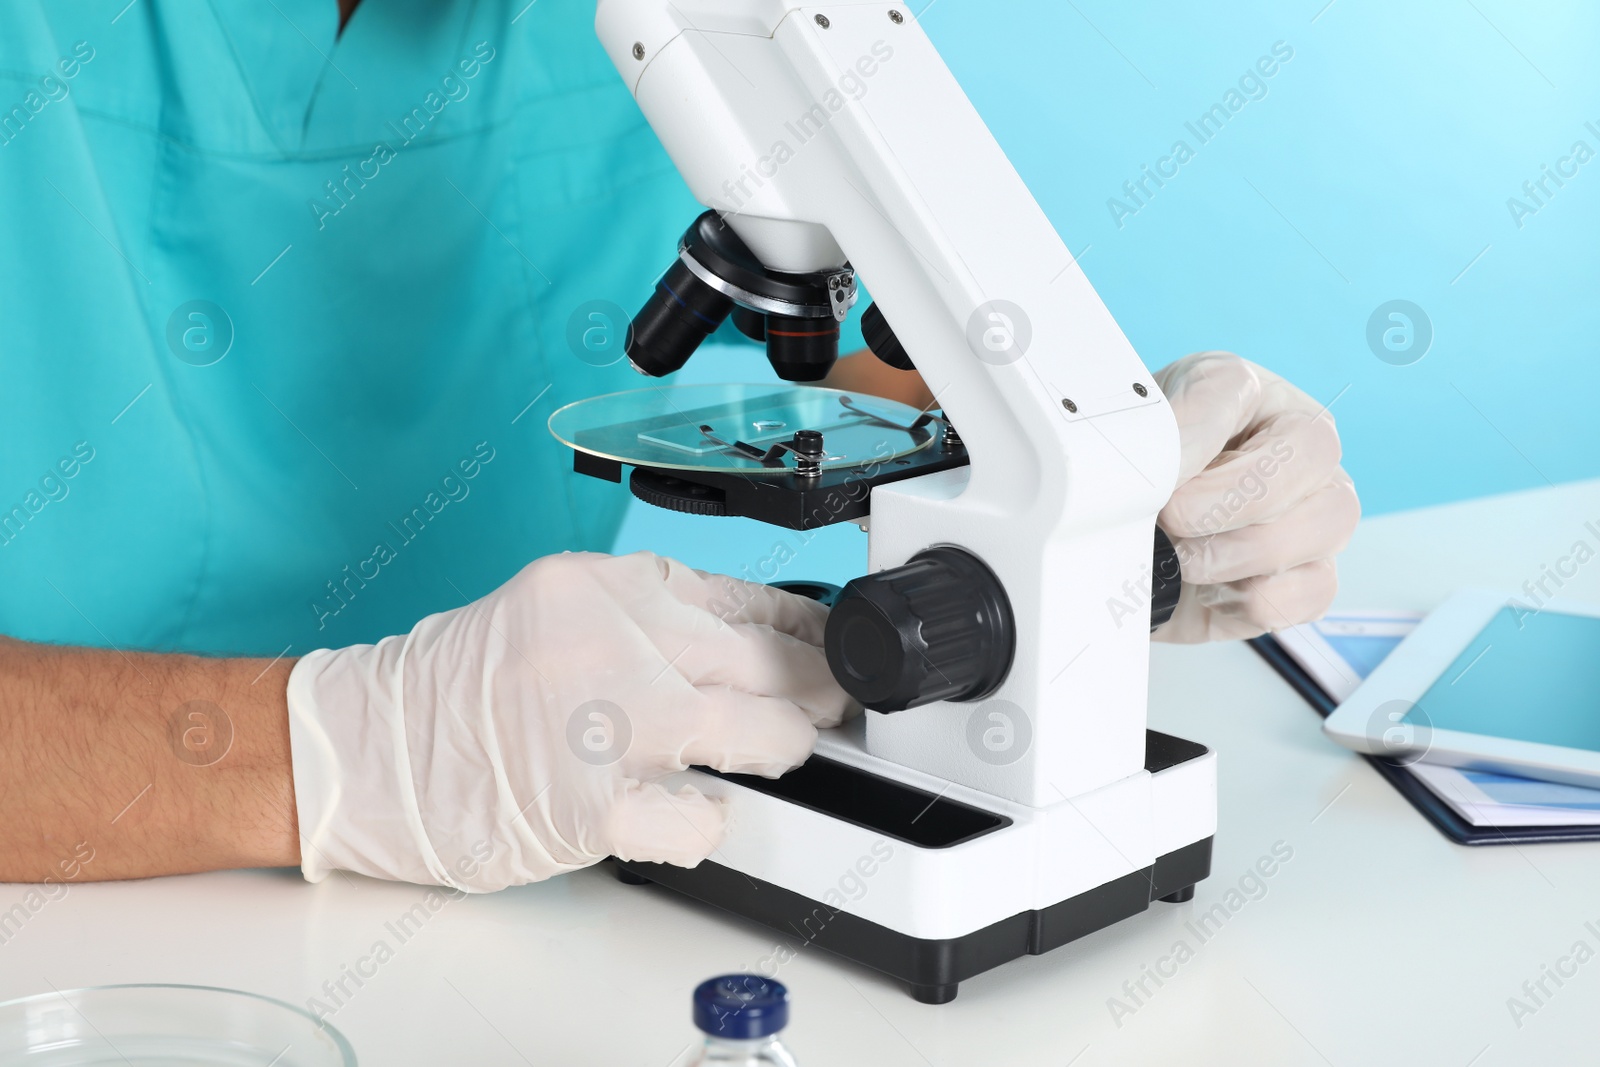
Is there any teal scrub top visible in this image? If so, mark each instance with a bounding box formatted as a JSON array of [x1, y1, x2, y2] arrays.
[[0, 0, 704, 655]]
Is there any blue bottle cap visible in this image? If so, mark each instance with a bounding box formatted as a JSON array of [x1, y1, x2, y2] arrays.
[[692, 975, 790, 1039]]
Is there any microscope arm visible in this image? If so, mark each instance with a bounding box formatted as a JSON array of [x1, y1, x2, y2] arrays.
[[596, 0, 1179, 806]]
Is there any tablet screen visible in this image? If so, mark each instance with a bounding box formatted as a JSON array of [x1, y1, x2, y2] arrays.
[[1406, 607, 1600, 751]]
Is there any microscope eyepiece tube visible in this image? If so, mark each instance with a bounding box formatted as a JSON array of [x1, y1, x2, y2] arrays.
[[624, 258, 734, 377]]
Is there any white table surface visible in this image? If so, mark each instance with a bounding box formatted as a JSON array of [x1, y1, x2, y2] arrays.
[[4, 479, 1600, 1066]]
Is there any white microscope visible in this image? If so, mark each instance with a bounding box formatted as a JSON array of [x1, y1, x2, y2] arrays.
[[563, 0, 1218, 1004]]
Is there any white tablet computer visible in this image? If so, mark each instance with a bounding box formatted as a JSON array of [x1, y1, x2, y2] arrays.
[[1323, 589, 1600, 789]]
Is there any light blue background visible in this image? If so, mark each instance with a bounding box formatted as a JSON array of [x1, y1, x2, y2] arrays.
[[619, 0, 1600, 586]]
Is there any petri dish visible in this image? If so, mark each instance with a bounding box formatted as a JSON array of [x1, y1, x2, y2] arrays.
[[0, 984, 357, 1066], [548, 383, 937, 476]]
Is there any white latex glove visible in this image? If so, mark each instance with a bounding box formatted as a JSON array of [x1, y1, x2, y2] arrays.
[[1151, 352, 1360, 643], [287, 551, 852, 891]]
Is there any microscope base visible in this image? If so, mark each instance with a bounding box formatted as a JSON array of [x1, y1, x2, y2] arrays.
[[612, 729, 1215, 1003], [614, 835, 1210, 1004]]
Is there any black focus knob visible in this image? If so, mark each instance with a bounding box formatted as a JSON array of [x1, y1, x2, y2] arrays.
[[1151, 526, 1181, 632], [825, 546, 1015, 713]]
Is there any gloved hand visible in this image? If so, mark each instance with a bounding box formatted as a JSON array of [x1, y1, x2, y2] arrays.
[[1151, 352, 1359, 643], [287, 551, 852, 891]]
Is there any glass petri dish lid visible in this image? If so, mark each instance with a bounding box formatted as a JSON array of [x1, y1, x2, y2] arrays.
[[548, 383, 937, 476], [0, 984, 357, 1066]]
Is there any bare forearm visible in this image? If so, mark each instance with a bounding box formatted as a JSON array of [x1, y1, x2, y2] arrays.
[[0, 638, 299, 882], [823, 348, 934, 410]]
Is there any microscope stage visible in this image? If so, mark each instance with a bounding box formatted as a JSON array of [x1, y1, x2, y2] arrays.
[[550, 383, 935, 475], [555, 383, 971, 529]]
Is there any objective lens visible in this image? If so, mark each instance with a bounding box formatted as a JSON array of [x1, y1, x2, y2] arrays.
[[861, 302, 913, 371], [765, 313, 839, 382], [624, 258, 734, 377], [731, 306, 767, 343]]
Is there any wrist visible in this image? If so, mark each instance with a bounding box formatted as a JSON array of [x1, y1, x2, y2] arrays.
[[176, 650, 301, 871], [286, 639, 443, 885]]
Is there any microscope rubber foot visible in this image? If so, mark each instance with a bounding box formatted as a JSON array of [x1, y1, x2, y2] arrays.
[[1158, 884, 1195, 903], [910, 982, 958, 1005], [613, 863, 652, 886]]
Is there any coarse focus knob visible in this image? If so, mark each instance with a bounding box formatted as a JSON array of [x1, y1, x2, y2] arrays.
[[825, 546, 1015, 713], [1151, 526, 1181, 632]]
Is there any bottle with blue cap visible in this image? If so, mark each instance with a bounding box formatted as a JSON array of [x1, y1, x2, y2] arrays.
[[687, 974, 799, 1066]]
